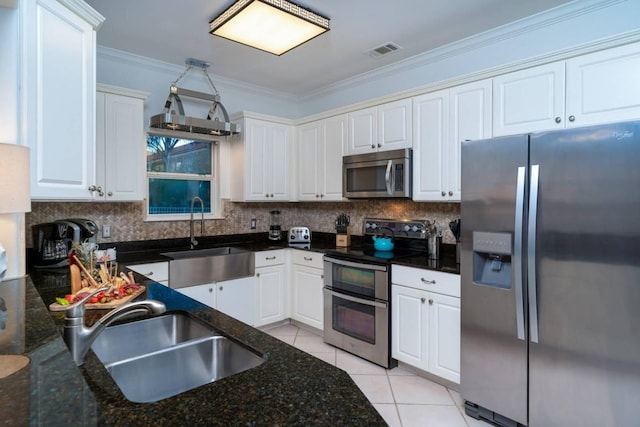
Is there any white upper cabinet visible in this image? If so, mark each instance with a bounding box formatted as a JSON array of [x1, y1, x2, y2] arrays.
[[494, 41, 640, 136], [565, 42, 640, 127], [24, 0, 104, 200], [297, 114, 347, 201], [492, 61, 565, 136], [231, 116, 292, 202], [95, 85, 147, 201], [347, 99, 412, 155], [413, 79, 491, 202]]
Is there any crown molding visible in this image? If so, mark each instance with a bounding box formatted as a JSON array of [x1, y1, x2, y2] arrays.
[[300, 0, 625, 101], [57, 0, 105, 30], [96, 46, 297, 104]]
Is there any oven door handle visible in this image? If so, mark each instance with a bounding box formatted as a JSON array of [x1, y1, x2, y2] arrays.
[[324, 288, 388, 308], [324, 257, 388, 272]]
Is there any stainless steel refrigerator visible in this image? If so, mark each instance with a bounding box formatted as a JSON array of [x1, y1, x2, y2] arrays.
[[460, 120, 640, 427]]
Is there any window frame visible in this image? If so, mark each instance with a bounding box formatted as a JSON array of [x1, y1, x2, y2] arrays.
[[144, 132, 223, 222]]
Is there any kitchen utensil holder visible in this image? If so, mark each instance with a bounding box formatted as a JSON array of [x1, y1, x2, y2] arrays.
[[336, 234, 351, 247]]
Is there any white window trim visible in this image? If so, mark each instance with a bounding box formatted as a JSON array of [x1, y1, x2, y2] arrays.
[[144, 136, 224, 222]]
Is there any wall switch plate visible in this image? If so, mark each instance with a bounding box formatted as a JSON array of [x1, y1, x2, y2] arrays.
[[250, 219, 257, 229], [102, 224, 111, 238]]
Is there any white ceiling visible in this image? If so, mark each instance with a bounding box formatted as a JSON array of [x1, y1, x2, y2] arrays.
[[85, 0, 573, 96]]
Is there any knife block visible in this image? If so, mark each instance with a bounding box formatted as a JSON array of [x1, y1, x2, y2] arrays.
[[336, 234, 351, 247]]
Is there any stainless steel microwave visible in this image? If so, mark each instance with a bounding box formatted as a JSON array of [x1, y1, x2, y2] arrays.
[[343, 148, 412, 199]]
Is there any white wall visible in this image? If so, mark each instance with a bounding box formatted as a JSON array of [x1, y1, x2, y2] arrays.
[[96, 0, 640, 121]]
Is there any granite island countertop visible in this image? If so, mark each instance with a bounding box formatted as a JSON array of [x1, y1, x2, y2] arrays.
[[4, 274, 387, 426]]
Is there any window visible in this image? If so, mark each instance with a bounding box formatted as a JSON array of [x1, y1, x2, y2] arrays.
[[146, 133, 221, 220]]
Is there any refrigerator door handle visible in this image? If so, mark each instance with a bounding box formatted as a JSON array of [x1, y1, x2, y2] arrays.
[[514, 166, 527, 341], [528, 164, 540, 343]]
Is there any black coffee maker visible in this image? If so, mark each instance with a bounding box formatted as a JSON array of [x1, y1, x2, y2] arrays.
[[31, 219, 98, 268]]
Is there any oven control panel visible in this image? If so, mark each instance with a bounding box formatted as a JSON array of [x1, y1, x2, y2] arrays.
[[363, 218, 429, 239]]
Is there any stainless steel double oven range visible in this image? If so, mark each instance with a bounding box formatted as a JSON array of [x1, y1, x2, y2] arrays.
[[323, 218, 429, 368]]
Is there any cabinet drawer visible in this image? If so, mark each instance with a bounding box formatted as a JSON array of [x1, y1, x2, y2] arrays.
[[255, 249, 286, 268], [291, 249, 324, 269], [392, 265, 460, 297], [127, 261, 169, 283]]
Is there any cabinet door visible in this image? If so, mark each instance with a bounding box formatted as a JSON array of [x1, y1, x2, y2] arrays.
[[98, 92, 144, 201], [255, 264, 286, 327], [297, 122, 322, 201], [291, 265, 324, 330], [269, 124, 290, 201], [428, 292, 460, 384], [391, 285, 429, 370], [27, 0, 97, 200], [347, 106, 377, 155], [378, 98, 412, 151], [244, 120, 270, 200], [493, 62, 565, 136], [320, 114, 347, 200], [216, 276, 256, 326], [175, 283, 215, 308], [566, 42, 640, 127], [412, 90, 449, 201], [448, 79, 492, 201]]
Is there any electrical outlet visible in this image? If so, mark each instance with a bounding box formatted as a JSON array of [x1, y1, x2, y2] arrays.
[[250, 218, 257, 229], [102, 224, 111, 238]]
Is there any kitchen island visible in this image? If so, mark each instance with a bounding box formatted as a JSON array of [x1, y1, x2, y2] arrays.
[[1, 274, 387, 426]]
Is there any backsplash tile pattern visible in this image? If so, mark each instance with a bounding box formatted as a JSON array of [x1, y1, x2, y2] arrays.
[[26, 200, 460, 248]]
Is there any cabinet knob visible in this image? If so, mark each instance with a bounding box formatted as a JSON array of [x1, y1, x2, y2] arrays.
[[421, 278, 436, 285], [568, 115, 576, 122], [320, 194, 324, 198], [316, 194, 320, 198], [428, 299, 433, 305], [377, 143, 381, 148], [209, 288, 213, 293], [219, 286, 223, 291], [441, 191, 446, 197], [107, 191, 113, 197], [88, 185, 96, 192], [448, 191, 453, 196], [421, 297, 426, 304], [321, 275, 324, 279], [555, 116, 562, 124]]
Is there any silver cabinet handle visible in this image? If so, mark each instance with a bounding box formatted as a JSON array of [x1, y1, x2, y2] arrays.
[[371, 144, 376, 149], [208, 287, 213, 293], [265, 256, 276, 260], [304, 256, 313, 261], [107, 191, 113, 197], [448, 190, 453, 196], [420, 297, 426, 303], [568, 115, 575, 122], [514, 166, 526, 341], [144, 272, 153, 276], [377, 143, 381, 148], [88, 185, 96, 192], [219, 286, 223, 291], [421, 278, 436, 284], [441, 191, 446, 197], [316, 194, 320, 198], [256, 273, 260, 277], [555, 117, 561, 123], [428, 299, 433, 305], [528, 164, 540, 343]]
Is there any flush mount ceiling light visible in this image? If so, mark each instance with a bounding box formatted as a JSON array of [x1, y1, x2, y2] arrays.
[[209, 0, 330, 56]]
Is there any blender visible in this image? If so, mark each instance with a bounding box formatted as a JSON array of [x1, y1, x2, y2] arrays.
[[269, 210, 282, 241]]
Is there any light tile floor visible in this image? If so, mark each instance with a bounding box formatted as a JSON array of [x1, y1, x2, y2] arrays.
[[264, 324, 492, 427]]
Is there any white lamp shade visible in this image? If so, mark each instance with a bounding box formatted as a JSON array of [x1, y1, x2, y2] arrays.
[[0, 143, 31, 214]]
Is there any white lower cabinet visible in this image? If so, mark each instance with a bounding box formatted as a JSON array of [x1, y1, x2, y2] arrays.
[[255, 250, 288, 327], [175, 277, 256, 326], [290, 250, 324, 330], [126, 261, 169, 287], [391, 265, 460, 383]]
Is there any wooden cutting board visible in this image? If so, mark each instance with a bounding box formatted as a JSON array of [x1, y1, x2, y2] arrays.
[[48, 285, 146, 312]]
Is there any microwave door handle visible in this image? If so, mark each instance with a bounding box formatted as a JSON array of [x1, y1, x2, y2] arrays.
[[385, 160, 393, 195]]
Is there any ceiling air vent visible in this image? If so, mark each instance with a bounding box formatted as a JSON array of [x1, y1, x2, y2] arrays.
[[367, 42, 402, 57]]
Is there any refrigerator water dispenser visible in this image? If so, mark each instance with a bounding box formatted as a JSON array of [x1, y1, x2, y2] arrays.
[[472, 231, 512, 289]]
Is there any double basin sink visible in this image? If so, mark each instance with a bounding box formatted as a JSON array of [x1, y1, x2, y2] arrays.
[[95, 246, 261, 402], [91, 312, 265, 403]]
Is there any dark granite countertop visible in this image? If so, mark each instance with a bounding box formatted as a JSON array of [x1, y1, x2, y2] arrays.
[[4, 275, 387, 426]]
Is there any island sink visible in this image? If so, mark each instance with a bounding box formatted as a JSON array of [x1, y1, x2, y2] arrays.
[[91, 312, 265, 403]]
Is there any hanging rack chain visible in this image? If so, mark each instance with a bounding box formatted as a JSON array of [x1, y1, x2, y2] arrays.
[[171, 65, 193, 87], [170, 64, 220, 97]]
